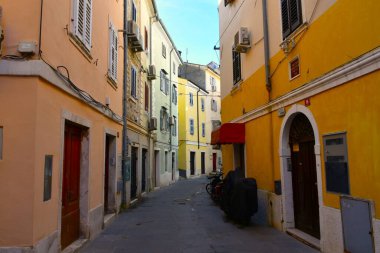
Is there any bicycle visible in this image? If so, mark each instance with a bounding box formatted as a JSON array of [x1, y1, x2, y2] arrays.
[[206, 171, 223, 203]]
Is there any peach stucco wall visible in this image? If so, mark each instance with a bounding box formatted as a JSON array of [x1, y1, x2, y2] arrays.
[[0, 75, 123, 246], [1, 0, 124, 246], [0, 77, 38, 246]]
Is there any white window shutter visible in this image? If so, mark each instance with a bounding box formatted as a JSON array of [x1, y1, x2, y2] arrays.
[[84, 0, 92, 49], [74, 0, 85, 41], [113, 30, 118, 80], [108, 23, 117, 81]]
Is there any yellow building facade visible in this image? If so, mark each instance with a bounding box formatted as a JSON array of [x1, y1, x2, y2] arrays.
[[218, 0, 380, 252], [178, 77, 209, 177]]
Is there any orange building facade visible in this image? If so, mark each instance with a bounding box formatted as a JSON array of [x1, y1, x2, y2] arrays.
[[0, 0, 125, 251]]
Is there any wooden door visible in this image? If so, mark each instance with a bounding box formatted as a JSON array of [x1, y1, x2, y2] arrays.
[[190, 152, 195, 175], [104, 136, 110, 213], [131, 147, 138, 199], [61, 123, 82, 249], [141, 149, 147, 193], [201, 152, 205, 174], [290, 114, 320, 239], [212, 153, 217, 172]]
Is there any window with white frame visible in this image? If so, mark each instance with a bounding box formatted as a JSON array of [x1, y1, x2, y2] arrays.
[[202, 123, 205, 137], [281, 0, 303, 39], [189, 93, 194, 106], [160, 70, 169, 95], [108, 22, 118, 82], [131, 67, 137, 98], [172, 116, 177, 136], [72, 0, 93, 50], [189, 119, 194, 135], [173, 62, 176, 74], [160, 107, 168, 131], [201, 98, 205, 111], [210, 76, 216, 91], [172, 85, 177, 105]]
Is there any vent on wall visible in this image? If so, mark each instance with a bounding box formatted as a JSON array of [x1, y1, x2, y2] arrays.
[[289, 57, 300, 80]]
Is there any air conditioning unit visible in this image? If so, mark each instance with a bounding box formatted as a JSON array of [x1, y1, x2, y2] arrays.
[[234, 27, 251, 53], [169, 116, 175, 126], [147, 65, 156, 80], [149, 117, 157, 130], [127, 20, 144, 52]]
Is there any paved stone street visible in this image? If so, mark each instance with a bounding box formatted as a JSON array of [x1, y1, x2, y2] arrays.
[[80, 177, 318, 253]]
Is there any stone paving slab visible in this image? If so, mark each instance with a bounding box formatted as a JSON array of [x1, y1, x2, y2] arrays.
[[80, 177, 318, 253]]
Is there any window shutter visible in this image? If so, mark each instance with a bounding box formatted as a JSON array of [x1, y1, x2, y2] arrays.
[[160, 71, 164, 92], [289, 0, 302, 32], [160, 109, 163, 130], [281, 0, 291, 39], [165, 78, 169, 95], [108, 23, 117, 81], [74, 0, 85, 41], [145, 83, 149, 111], [113, 28, 118, 80], [84, 0, 92, 49], [131, 68, 136, 97]]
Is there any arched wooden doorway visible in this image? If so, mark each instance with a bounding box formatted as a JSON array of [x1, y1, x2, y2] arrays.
[[289, 113, 320, 239]]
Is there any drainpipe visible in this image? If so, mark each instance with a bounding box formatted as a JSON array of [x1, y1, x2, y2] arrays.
[[262, 0, 276, 193], [38, 0, 44, 57], [169, 47, 174, 152], [197, 88, 200, 149], [262, 0, 271, 97], [149, 14, 158, 190], [121, 0, 129, 208]]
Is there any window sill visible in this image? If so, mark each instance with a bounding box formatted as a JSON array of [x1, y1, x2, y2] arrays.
[[69, 33, 93, 63], [231, 79, 243, 95], [280, 22, 308, 53], [107, 75, 118, 90], [128, 95, 138, 104]]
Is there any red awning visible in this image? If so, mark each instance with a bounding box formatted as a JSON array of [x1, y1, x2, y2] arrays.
[[211, 123, 245, 145]]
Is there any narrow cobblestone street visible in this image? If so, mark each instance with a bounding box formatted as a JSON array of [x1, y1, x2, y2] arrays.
[[80, 177, 318, 253]]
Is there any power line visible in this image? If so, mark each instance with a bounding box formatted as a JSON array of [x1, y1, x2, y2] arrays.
[[214, 0, 247, 48]]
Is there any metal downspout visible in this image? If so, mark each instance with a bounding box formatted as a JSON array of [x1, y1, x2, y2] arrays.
[[263, 0, 271, 95], [149, 14, 158, 189], [38, 0, 44, 57], [169, 48, 174, 152], [262, 0, 275, 194], [197, 88, 200, 149], [121, 0, 129, 208]]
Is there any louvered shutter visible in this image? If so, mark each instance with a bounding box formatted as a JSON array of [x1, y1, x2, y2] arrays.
[[281, 0, 291, 39], [108, 23, 118, 81], [84, 0, 92, 49], [74, 0, 85, 41], [289, 0, 302, 32], [73, 0, 92, 50], [165, 78, 169, 95], [160, 109, 163, 130], [160, 71, 164, 92]]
